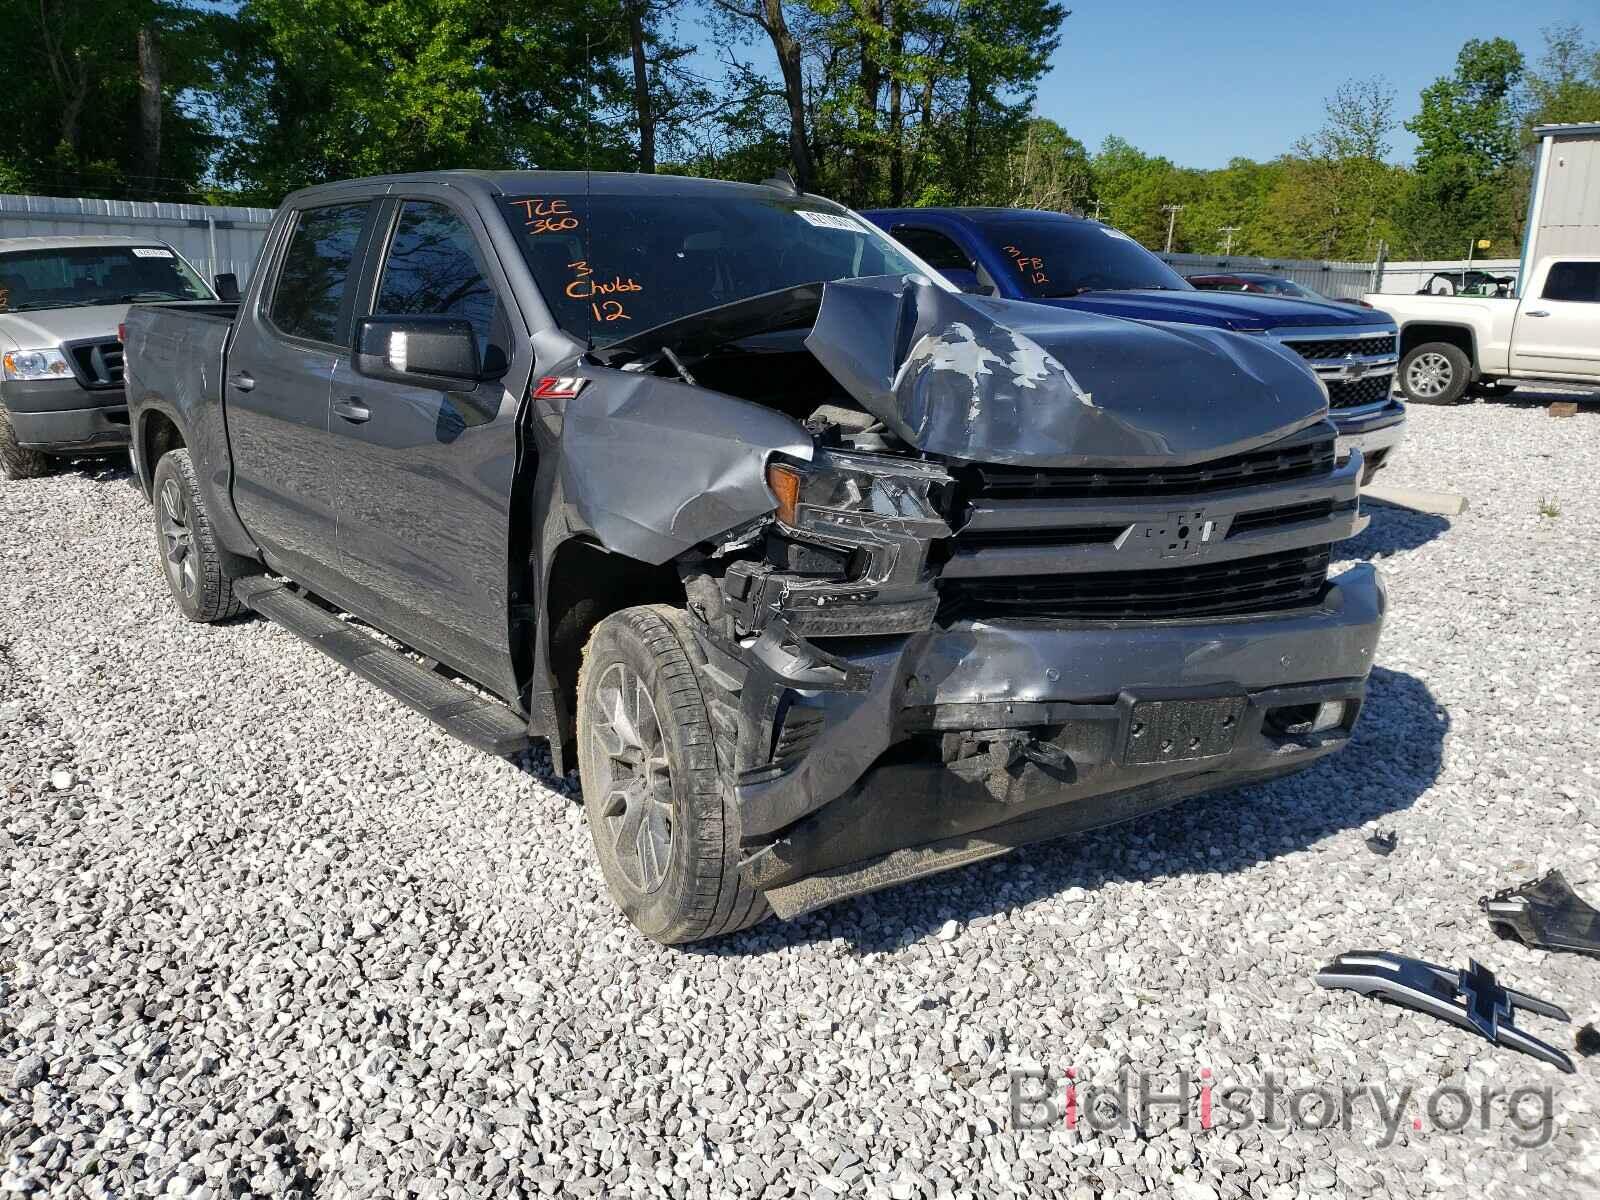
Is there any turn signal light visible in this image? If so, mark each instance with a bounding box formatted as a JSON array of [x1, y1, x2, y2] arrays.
[[532, 375, 587, 399], [766, 462, 803, 526]]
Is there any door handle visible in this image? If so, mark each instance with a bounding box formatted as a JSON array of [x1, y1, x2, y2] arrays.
[[1524, 310, 1551, 317], [228, 371, 255, 392], [333, 396, 371, 424]]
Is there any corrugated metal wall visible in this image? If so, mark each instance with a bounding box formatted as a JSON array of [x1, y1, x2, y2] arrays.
[[0, 194, 274, 283], [1159, 252, 1378, 299], [1532, 129, 1600, 259]]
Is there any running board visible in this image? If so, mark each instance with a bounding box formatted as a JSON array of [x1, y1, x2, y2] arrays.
[[233, 577, 533, 756]]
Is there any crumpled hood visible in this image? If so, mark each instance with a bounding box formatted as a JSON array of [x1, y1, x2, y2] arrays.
[[0, 303, 131, 351], [803, 275, 1328, 468], [1039, 288, 1384, 331]]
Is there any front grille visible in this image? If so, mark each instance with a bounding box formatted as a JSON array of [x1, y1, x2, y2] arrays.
[[957, 430, 1335, 503], [1326, 374, 1393, 409], [1227, 499, 1335, 537], [66, 339, 125, 389], [1281, 334, 1395, 361], [937, 546, 1330, 623]]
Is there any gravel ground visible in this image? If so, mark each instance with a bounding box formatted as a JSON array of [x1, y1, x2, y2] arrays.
[[3, 393, 1600, 1199]]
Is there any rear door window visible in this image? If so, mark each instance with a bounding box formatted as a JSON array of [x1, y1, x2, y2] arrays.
[[269, 203, 371, 343], [373, 201, 501, 356], [1543, 261, 1600, 303]]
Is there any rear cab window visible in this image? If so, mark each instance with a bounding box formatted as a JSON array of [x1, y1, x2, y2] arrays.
[[268, 203, 372, 343]]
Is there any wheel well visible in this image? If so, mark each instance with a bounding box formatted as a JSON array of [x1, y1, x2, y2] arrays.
[[1399, 324, 1476, 371], [542, 539, 686, 749], [139, 411, 184, 493]]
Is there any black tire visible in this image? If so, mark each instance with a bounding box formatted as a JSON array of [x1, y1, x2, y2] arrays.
[[1398, 341, 1471, 405], [576, 604, 768, 944], [0, 408, 50, 480], [1471, 381, 1517, 399], [151, 448, 243, 622]]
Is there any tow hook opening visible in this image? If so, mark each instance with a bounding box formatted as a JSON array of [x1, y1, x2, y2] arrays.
[[1266, 700, 1350, 736]]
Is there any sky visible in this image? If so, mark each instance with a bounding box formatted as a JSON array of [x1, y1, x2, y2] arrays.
[[1038, 0, 1596, 167]]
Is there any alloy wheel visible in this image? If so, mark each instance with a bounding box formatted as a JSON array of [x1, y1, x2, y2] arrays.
[[158, 478, 198, 600], [1405, 351, 1453, 399], [590, 661, 675, 893]]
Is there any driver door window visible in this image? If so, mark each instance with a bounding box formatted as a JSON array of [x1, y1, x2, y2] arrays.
[[374, 201, 505, 371]]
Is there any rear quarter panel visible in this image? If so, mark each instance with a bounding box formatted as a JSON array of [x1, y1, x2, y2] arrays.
[[124, 302, 257, 557]]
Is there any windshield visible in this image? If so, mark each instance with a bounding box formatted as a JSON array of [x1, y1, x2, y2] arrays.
[[504, 191, 931, 346], [0, 245, 212, 313], [975, 218, 1191, 299]]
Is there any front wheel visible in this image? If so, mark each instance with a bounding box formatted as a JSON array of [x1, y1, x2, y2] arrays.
[[0, 408, 51, 480], [152, 449, 243, 622], [577, 605, 768, 944], [1398, 342, 1471, 405]]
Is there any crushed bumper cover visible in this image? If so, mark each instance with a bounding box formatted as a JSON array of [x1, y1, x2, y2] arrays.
[[702, 563, 1385, 918]]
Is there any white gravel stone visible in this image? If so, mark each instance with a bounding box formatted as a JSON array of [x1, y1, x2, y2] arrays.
[[3, 395, 1599, 1198]]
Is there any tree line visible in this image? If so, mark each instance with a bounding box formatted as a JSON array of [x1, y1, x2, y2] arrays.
[[1, 2, 1595, 262]]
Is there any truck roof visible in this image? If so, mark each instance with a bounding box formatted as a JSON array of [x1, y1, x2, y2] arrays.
[[282, 170, 809, 207], [0, 235, 177, 254]]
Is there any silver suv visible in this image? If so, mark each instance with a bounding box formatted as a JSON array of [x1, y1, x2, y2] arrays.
[[0, 236, 217, 478]]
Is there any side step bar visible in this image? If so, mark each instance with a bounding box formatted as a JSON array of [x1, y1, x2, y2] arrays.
[[233, 577, 533, 756]]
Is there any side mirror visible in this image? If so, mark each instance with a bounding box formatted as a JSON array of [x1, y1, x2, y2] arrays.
[[354, 315, 481, 387], [213, 273, 240, 302]]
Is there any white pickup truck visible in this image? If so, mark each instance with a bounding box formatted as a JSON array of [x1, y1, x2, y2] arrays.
[[1365, 255, 1599, 405]]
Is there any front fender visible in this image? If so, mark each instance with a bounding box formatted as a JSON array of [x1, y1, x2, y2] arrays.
[[557, 371, 814, 563]]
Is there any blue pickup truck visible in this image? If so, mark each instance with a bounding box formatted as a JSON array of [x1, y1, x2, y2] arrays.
[[866, 208, 1406, 480]]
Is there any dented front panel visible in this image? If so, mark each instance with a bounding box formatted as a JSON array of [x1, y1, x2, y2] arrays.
[[804, 275, 1330, 468]]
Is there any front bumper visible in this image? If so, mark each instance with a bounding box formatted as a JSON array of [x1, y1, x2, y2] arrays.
[[1330, 399, 1405, 475], [1, 378, 130, 453], [702, 562, 1386, 917]]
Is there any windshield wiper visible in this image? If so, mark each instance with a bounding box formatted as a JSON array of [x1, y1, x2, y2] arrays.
[[116, 291, 186, 302]]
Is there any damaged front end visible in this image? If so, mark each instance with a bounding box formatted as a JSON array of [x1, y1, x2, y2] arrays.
[[578, 275, 1388, 920]]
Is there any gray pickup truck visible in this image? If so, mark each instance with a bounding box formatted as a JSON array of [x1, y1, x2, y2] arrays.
[[124, 171, 1385, 943], [0, 236, 218, 478]]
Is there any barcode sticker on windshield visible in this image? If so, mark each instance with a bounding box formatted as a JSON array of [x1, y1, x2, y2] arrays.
[[795, 210, 863, 233], [132, 247, 174, 258]]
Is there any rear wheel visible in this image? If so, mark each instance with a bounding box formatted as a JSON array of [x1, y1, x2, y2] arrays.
[[0, 409, 50, 480], [1398, 342, 1471, 405], [576, 605, 768, 944], [152, 448, 243, 622]]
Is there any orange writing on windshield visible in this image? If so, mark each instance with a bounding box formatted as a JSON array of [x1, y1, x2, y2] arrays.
[[1002, 244, 1049, 287], [565, 259, 636, 322], [515, 198, 579, 235]]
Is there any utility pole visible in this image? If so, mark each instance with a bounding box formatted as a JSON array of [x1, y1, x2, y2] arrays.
[[1161, 205, 1184, 253], [1218, 225, 1240, 257]]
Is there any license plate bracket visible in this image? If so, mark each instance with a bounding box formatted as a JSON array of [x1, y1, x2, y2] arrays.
[[1121, 694, 1247, 766]]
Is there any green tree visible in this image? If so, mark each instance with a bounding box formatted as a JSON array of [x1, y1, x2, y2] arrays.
[[1396, 37, 1524, 257], [0, 0, 221, 200], [1525, 22, 1600, 127], [212, 0, 638, 202], [1261, 77, 1403, 259]]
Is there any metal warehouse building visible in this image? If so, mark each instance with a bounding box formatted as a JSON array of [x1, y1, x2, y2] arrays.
[[1522, 122, 1600, 271]]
